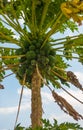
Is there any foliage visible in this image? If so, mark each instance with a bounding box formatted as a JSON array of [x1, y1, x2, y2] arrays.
[[15, 119, 83, 130], [15, 123, 25, 130], [0, 0, 83, 88], [61, 0, 83, 25], [0, 0, 83, 127]]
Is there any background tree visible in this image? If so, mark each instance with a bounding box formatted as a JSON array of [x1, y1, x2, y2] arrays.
[[0, 0, 83, 129]]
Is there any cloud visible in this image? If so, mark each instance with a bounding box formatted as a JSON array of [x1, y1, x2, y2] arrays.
[[0, 88, 31, 115], [17, 87, 83, 126], [17, 88, 31, 97], [41, 91, 54, 103], [49, 112, 83, 127], [17, 87, 54, 104], [1, 86, 82, 117], [17, 87, 83, 109], [0, 88, 53, 120], [1, 129, 7, 130], [0, 106, 17, 114], [0, 104, 30, 115], [17, 88, 31, 104]]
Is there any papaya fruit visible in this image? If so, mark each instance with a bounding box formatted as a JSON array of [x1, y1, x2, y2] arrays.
[[26, 51, 36, 60]]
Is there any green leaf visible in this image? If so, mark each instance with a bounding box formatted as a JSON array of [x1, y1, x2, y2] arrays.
[[60, 20, 78, 33], [15, 119, 83, 130], [15, 123, 25, 130]]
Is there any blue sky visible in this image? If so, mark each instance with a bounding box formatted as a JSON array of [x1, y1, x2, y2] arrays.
[[0, 22, 83, 130], [0, 61, 83, 130]]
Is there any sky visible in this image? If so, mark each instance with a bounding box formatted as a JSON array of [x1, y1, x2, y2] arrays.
[[0, 61, 83, 130], [0, 22, 83, 130]]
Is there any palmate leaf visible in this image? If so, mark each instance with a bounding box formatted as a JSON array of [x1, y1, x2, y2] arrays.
[[0, 1, 83, 86], [0, 68, 5, 81], [0, 0, 66, 34], [0, 0, 83, 87], [75, 47, 83, 64], [52, 34, 83, 61], [0, 20, 16, 43], [0, 47, 21, 80], [0, 47, 19, 64], [0, 0, 83, 126], [59, 20, 78, 33], [63, 35, 83, 61], [58, 122, 83, 130], [14, 123, 24, 130], [61, 0, 83, 25], [37, 0, 66, 29], [15, 119, 83, 130]]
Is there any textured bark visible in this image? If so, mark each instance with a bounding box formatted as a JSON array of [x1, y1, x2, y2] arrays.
[[31, 69, 42, 129]]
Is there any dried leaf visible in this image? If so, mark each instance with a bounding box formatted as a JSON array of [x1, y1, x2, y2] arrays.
[[0, 84, 4, 89], [67, 71, 83, 91], [52, 90, 83, 121]]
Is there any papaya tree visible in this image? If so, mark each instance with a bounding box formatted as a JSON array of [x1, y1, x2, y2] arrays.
[[0, 0, 83, 129]]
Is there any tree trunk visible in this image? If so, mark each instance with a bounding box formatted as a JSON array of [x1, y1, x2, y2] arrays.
[[31, 69, 42, 129]]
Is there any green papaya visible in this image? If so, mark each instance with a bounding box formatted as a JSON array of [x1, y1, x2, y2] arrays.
[[29, 45, 35, 51], [31, 60, 36, 66], [26, 51, 36, 60]]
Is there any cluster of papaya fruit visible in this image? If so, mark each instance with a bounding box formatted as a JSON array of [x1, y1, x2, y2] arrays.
[[16, 38, 56, 84]]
